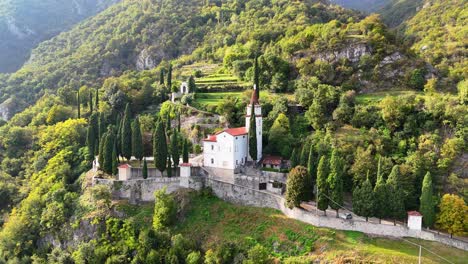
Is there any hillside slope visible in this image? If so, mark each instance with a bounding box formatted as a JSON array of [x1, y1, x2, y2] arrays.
[[330, 0, 390, 12], [379, 0, 424, 27], [0, 0, 120, 73], [0, 0, 427, 120]]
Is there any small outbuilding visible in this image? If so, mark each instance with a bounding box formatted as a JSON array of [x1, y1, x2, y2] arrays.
[[407, 211, 423, 230], [118, 164, 132, 181]]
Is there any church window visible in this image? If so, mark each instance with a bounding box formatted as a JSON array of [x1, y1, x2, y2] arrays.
[[211, 158, 214, 164], [211, 145, 214, 150]]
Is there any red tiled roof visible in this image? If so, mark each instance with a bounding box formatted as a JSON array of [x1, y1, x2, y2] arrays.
[[180, 163, 192, 167], [118, 164, 131, 169], [203, 135, 217, 142], [224, 127, 248, 136], [262, 156, 283, 166], [407, 211, 422, 216]]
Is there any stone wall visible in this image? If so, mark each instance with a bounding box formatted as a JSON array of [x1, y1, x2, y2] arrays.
[[205, 177, 468, 251]]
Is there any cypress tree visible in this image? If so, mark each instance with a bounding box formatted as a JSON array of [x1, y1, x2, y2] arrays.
[[177, 112, 181, 132], [167, 156, 172, 177], [121, 104, 132, 161], [95, 89, 99, 111], [317, 156, 329, 215], [353, 172, 375, 221], [253, 56, 260, 98], [98, 132, 106, 169], [115, 115, 123, 158], [306, 144, 316, 200], [170, 129, 180, 168], [188, 75, 197, 93], [300, 145, 308, 166], [142, 158, 148, 179], [166, 112, 171, 133], [387, 165, 406, 225], [86, 113, 98, 160], [373, 169, 390, 223], [167, 64, 172, 89], [160, 68, 165, 85], [327, 149, 344, 217], [112, 143, 118, 176], [153, 120, 168, 174], [420, 172, 435, 228], [290, 148, 299, 168], [77, 91, 81, 118], [89, 91, 93, 113], [98, 113, 106, 141], [183, 139, 189, 163], [103, 128, 115, 174], [285, 166, 308, 209], [132, 117, 144, 162], [248, 103, 257, 162]]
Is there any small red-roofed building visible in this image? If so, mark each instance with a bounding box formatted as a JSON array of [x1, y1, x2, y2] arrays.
[[118, 164, 132, 181], [203, 85, 262, 170], [407, 211, 423, 230]]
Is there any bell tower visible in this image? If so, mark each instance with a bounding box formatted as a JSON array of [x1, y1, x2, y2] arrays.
[[245, 84, 262, 161]]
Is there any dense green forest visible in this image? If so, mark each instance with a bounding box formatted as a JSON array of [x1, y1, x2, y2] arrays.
[[330, 0, 390, 12], [0, 0, 120, 73], [0, 0, 466, 263]]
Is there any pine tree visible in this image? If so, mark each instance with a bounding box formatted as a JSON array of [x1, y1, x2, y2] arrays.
[[317, 156, 329, 215], [132, 117, 144, 162], [160, 68, 165, 85], [420, 172, 435, 228], [170, 129, 180, 168], [353, 173, 375, 221], [103, 128, 115, 174], [77, 91, 81, 118], [387, 165, 406, 225], [327, 149, 344, 217], [142, 158, 148, 179], [112, 143, 118, 176], [153, 120, 168, 174], [373, 169, 390, 223], [248, 103, 257, 162], [183, 139, 189, 163], [290, 148, 299, 168], [167, 64, 172, 89], [121, 104, 132, 161], [89, 91, 93, 113]]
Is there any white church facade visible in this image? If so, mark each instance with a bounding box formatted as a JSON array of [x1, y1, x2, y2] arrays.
[[172, 82, 190, 102], [203, 85, 262, 170]]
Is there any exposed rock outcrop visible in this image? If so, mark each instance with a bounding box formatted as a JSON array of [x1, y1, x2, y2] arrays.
[[136, 49, 157, 71]]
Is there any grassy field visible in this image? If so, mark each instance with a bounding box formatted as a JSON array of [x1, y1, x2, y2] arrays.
[[355, 90, 423, 105], [171, 193, 468, 263], [194, 91, 295, 107]]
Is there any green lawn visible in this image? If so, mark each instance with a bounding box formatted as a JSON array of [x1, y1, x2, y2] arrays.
[[172, 193, 468, 263], [355, 90, 423, 105]]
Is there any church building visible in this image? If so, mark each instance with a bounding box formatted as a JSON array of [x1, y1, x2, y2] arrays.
[[203, 85, 262, 170]]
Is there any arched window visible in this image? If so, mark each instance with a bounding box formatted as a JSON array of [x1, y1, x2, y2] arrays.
[[211, 158, 214, 164], [211, 145, 214, 150]]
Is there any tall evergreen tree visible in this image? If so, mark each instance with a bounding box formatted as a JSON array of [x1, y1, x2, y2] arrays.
[[183, 139, 189, 163], [170, 129, 180, 168], [167, 156, 172, 177], [89, 91, 93, 113], [253, 55, 260, 98], [98, 112, 106, 142], [420, 172, 435, 228], [167, 64, 172, 89], [387, 165, 406, 225], [353, 173, 375, 221], [86, 113, 99, 160], [142, 158, 148, 179], [290, 148, 299, 168], [317, 156, 329, 215], [306, 144, 316, 200], [300, 145, 308, 166], [327, 149, 344, 217], [160, 68, 165, 85], [115, 115, 123, 158], [177, 112, 181, 132], [77, 91, 81, 118], [248, 103, 257, 162], [98, 132, 106, 169], [112, 143, 118, 176], [166, 112, 171, 133], [153, 120, 168, 174], [103, 127, 115, 174], [95, 89, 99, 111], [285, 166, 307, 209], [121, 104, 132, 161], [373, 169, 390, 223], [188, 75, 197, 93], [132, 117, 144, 163]]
